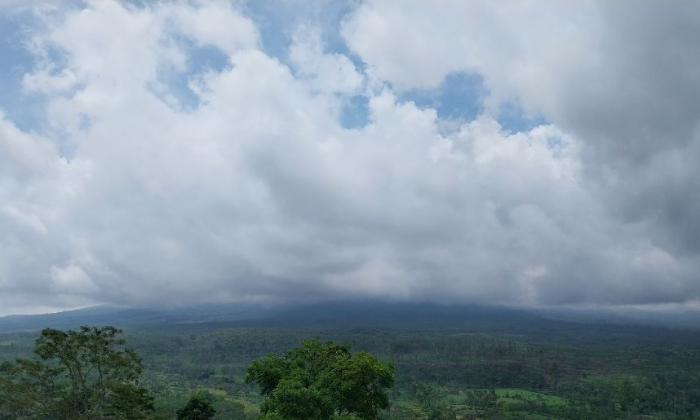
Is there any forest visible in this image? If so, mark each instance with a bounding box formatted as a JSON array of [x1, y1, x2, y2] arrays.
[[1, 303, 700, 420]]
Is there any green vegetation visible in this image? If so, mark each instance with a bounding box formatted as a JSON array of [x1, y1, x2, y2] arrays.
[[177, 394, 216, 420], [245, 338, 394, 420], [0, 326, 155, 420], [2, 309, 700, 420]]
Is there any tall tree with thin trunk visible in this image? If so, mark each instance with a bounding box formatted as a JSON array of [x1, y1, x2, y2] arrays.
[[0, 326, 154, 420]]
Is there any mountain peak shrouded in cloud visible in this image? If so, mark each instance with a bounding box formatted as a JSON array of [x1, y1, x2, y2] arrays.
[[0, 0, 699, 316]]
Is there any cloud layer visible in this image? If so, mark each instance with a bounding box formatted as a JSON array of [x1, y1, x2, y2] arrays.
[[0, 1, 698, 314]]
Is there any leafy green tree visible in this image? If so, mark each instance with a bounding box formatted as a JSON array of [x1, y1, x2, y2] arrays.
[[212, 401, 246, 420], [245, 338, 394, 420], [0, 326, 154, 420], [177, 394, 216, 420], [212, 399, 246, 420]]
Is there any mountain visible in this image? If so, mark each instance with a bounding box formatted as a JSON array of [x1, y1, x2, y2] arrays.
[[1, 299, 699, 334], [0, 300, 542, 333], [0, 303, 268, 333]]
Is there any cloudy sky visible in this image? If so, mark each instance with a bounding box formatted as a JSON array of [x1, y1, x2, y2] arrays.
[[0, 0, 699, 315]]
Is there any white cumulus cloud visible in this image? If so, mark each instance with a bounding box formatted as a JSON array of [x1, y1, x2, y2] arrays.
[[0, 1, 698, 315]]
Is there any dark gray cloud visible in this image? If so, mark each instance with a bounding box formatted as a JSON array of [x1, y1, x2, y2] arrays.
[[343, 0, 700, 305]]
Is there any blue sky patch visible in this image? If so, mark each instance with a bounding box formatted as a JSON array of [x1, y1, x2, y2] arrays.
[[399, 72, 487, 123], [0, 12, 45, 131], [497, 99, 548, 134], [340, 95, 370, 129], [244, 0, 357, 68], [154, 37, 230, 111]]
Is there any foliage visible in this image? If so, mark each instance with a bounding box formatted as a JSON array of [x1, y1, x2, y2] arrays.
[[5, 313, 700, 420], [0, 326, 153, 420], [212, 399, 246, 420], [245, 338, 395, 420], [177, 394, 216, 420]]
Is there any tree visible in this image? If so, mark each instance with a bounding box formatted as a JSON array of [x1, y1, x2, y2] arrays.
[[212, 400, 246, 420], [177, 394, 216, 420], [245, 338, 395, 420], [0, 326, 154, 420]]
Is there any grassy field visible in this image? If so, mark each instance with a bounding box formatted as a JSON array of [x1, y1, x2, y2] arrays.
[[494, 388, 567, 406]]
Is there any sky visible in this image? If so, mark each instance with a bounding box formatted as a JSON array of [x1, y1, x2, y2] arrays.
[[0, 0, 699, 316]]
